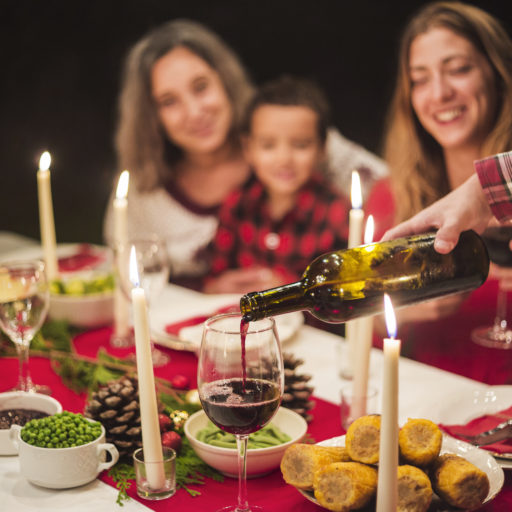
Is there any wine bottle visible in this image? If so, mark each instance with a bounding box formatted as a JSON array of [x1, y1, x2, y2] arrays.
[[240, 231, 489, 323]]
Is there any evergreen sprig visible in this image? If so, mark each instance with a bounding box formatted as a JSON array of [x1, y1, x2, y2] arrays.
[[12, 320, 225, 505], [108, 463, 136, 506]]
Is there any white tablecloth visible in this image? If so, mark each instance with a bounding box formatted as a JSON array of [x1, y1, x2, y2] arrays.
[[0, 283, 503, 511]]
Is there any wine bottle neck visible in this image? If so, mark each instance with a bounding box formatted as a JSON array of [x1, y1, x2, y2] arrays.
[[240, 281, 307, 321]]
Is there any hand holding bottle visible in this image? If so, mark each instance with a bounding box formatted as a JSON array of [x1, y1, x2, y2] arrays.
[[382, 175, 492, 254], [240, 231, 489, 324]]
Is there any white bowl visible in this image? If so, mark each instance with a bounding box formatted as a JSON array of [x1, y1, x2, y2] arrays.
[[49, 291, 114, 328], [184, 407, 308, 478], [0, 392, 63, 455], [11, 420, 119, 488]]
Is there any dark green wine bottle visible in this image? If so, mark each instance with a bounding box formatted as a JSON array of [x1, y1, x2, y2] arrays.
[[240, 231, 489, 323]]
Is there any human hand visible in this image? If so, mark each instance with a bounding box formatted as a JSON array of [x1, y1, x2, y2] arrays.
[[203, 267, 285, 295], [382, 175, 492, 254]]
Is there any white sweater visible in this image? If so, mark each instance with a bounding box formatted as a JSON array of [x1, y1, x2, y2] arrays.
[[103, 128, 388, 280]]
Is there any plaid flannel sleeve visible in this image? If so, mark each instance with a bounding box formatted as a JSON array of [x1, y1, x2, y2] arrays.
[[475, 151, 512, 222]]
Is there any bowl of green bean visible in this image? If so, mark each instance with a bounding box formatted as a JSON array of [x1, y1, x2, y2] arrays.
[[184, 407, 308, 477]]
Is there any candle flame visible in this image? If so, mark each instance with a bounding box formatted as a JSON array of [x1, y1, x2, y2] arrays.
[[351, 170, 362, 209], [384, 293, 397, 339], [39, 151, 51, 171], [116, 170, 129, 199], [364, 215, 374, 244], [129, 245, 140, 288]]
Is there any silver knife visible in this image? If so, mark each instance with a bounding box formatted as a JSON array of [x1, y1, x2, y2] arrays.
[[457, 418, 512, 446]]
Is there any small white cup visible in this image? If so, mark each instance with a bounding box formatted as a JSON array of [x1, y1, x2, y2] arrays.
[[9, 422, 119, 489]]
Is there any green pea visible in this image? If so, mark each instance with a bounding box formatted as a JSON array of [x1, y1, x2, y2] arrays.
[[20, 411, 102, 449]]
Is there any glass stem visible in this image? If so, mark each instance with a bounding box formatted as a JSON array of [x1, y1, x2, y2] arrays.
[[494, 285, 509, 332], [15, 342, 33, 392], [235, 434, 250, 512]]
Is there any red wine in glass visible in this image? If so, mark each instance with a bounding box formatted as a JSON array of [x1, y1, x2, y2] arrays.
[[472, 226, 512, 348], [200, 378, 281, 435], [480, 227, 512, 267], [198, 313, 283, 512]]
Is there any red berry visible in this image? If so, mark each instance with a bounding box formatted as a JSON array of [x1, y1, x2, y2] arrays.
[[158, 414, 172, 432], [161, 430, 182, 452], [171, 374, 189, 389]]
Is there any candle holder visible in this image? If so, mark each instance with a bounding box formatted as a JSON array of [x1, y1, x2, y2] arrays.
[[133, 446, 176, 500], [115, 236, 171, 366], [336, 339, 354, 380]]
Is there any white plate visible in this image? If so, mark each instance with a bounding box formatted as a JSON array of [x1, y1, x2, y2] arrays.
[[152, 310, 304, 352], [434, 385, 512, 469], [0, 243, 111, 275], [297, 434, 504, 510], [149, 286, 304, 351]]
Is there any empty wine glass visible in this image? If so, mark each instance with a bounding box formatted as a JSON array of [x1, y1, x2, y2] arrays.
[[0, 260, 50, 392], [198, 313, 284, 512], [116, 236, 171, 366], [472, 226, 512, 349]]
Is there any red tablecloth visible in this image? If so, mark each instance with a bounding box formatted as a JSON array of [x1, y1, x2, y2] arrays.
[[1, 327, 512, 511]]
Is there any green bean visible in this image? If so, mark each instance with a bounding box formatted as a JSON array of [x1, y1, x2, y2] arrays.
[[196, 421, 291, 450]]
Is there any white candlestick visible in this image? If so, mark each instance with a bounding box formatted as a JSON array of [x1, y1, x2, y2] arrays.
[[350, 316, 373, 418], [37, 151, 58, 281], [351, 216, 375, 417], [348, 208, 364, 249], [348, 170, 364, 248], [131, 251, 165, 489], [344, 171, 364, 379], [376, 295, 400, 512], [113, 171, 130, 337], [113, 171, 129, 248]]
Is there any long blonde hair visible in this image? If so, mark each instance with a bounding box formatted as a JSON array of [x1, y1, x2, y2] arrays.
[[384, 1, 512, 221], [116, 19, 254, 191]]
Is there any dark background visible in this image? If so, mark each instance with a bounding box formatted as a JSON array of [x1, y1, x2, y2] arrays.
[[1, 0, 510, 245]]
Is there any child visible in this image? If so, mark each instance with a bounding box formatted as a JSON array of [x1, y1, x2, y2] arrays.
[[203, 75, 351, 294]]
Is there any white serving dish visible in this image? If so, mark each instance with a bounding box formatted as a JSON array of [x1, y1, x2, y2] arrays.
[[49, 291, 114, 328], [184, 407, 308, 478]]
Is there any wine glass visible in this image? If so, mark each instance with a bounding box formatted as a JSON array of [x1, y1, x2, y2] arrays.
[[0, 260, 50, 392], [116, 236, 171, 366], [198, 313, 284, 512], [472, 226, 512, 349]]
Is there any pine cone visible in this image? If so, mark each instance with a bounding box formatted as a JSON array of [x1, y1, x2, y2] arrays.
[[84, 376, 142, 460], [247, 352, 315, 422], [282, 352, 315, 422]]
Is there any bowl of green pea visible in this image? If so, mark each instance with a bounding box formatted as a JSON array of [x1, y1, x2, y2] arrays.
[[10, 411, 119, 489], [184, 406, 308, 478]]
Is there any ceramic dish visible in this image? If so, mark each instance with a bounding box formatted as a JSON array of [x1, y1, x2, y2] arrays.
[[296, 434, 504, 510], [434, 385, 512, 468], [0, 391, 63, 455], [184, 407, 308, 478], [152, 310, 304, 352], [0, 243, 114, 328]]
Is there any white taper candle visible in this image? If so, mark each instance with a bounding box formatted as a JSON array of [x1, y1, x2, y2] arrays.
[[113, 170, 130, 337], [344, 170, 364, 379], [130, 246, 165, 490], [350, 216, 375, 419], [376, 294, 400, 512], [37, 151, 58, 280]]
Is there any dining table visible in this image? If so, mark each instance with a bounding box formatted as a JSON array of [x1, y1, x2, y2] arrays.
[[1, 280, 512, 511]]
